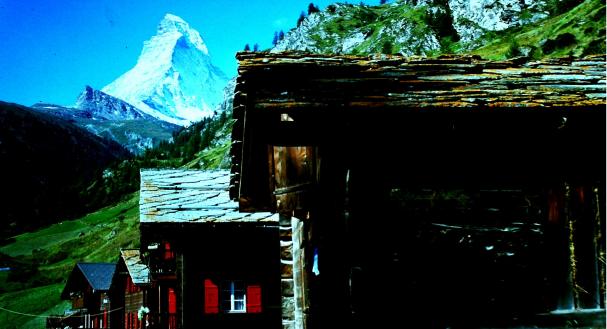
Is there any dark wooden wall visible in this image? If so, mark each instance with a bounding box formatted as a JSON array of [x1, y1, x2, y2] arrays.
[[140, 223, 282, 329]]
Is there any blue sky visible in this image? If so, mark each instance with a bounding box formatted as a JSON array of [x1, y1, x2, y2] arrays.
[[0, 0, 363, 107]]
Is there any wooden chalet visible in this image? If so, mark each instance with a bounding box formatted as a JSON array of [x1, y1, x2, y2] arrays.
[[230, 52, 606, 328], [110, 249, 152, 329], [57, 262, 116, 329], [139, 169, 282, 329]]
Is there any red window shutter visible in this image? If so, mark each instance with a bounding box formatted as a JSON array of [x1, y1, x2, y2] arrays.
[[164, 242, 174, 260], [103, 310, 107, 328], [168, 288, 177, 314], [204, 279, 219, 314], [247, 285, 262, 313]]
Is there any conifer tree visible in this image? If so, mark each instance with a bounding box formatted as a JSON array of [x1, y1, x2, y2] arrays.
[[272, 31, 279, 46], [253, 43, 260, 52], [244, 43, 251, 51], [279, 30, 285, 41], [308, 3, 320, 15], [381, 40, 393, 54]]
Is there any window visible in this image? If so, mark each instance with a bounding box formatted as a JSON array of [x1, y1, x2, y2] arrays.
[[222, 281, 246, 312], [204, 279, 262, 314]]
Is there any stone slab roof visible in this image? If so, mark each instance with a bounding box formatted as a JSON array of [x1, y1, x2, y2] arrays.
[[140, 169, 278, 223], [234, 52, 606, 109], [229, 52, 606, 203], [120, 249, 150, 285]]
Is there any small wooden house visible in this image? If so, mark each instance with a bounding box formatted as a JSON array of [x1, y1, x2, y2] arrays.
[[59, 262, 116, 329], [139, 169, 282, 329], [110, 249, 152, 329], [229, 52, 606, 328]]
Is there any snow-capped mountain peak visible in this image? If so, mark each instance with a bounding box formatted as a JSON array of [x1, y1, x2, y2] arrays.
[[102, 13, 228, 126], [157, 13, 209, 55]]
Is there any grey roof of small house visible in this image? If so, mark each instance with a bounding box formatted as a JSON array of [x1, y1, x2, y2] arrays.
[[61, 262, 115, 299], [120, 249, 150, 285], [140, 169, 278, 223], [77, 262, 116, 291]]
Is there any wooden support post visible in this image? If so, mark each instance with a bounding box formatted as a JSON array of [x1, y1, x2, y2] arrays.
[[177, 252, 184, 329], [560, 183, 604, 310], [594, 187, 606, 308], [564, 183, 580, 308]]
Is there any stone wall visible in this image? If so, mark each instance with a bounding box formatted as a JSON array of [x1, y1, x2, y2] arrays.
[[280, 214, 306, 329], [279, 214, 295, 329]]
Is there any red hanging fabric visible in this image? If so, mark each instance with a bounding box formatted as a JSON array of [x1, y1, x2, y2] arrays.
[[246, 285, 262, 313], [168, 288, 177, 314], [204, 279, 219, 314]]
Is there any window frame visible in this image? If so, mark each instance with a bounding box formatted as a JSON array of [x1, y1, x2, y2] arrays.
[[222, 280, 247, 313]]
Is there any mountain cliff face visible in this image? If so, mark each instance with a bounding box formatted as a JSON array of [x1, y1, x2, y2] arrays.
[[412, 0, 548, 45], [103, 14, 229, 126], [32, 86, 180, 155], [272, 0, 548, 55]]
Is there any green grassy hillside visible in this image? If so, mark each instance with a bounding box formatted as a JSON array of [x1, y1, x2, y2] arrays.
[[274, 0, 605, 59], [0, 194, 139, 329], [0, 102, 131, 240], [470, 0, 606, 59]]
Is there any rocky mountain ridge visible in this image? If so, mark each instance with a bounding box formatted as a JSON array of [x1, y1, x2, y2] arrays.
[[32, 86, 180, 155]]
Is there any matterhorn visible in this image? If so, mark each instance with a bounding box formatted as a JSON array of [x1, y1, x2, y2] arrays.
[[103, 14, 228, 126]]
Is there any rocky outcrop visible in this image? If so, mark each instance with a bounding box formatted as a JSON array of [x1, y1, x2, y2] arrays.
[[273, 1, 548, 55]]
